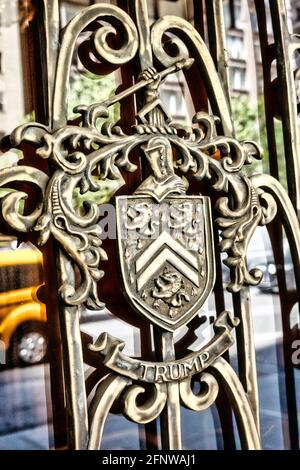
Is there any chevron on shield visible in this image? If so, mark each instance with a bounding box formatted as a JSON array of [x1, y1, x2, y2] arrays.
[[135, 232, 200, 291]]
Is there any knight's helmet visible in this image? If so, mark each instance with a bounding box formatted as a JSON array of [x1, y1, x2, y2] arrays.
[[135, 136, 188, 201], [142, 136, 174, 182]]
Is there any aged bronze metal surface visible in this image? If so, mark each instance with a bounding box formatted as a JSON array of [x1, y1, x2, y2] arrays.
[[0, 0, 299, 451], [89, 310, 239, 382]]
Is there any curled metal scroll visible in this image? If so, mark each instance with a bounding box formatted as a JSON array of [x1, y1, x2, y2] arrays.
[[88, 374, 130, 450], [180, 372, 219, 411], [151, 16, 233, 135], [251, 174, 300, 297], [0, 166, 49, 232], [121, 382, 167, 424], [53, 4, 139, 125], [88, 376, 167, 449]]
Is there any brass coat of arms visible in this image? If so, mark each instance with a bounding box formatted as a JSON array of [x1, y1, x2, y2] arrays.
[[117, 194, 215, 330]]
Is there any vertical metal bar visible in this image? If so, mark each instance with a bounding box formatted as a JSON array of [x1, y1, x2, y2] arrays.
[[42, 0, 60, 128], [58, 253, 89, 450], [192, 1, 238, 449], [268, 222, 299, 449], [117, 0, 159, 450], [255, 0, 300, 449], [40, 0, 89, 449], [190, 0, 233, 135], [154, 330, 182, 450], [232, 288, 260, 431], [252, 173, 300, 449], [133, 0, 182, 450], [254, 0, 277, 178], [205, 0, 232, 113], [41, 240, 67, 449], [270, 0, 300, 217], [138, 324, 159, 450], [135, 0, 153, 70], [205, 0, 260, 439], [160, 332, 182, 450], [254, 10, 285, 436], [212, 224, 237, 450], [203, 1, 255, 447], [199, 0, 260, 443], [22, 0, 68, 448]]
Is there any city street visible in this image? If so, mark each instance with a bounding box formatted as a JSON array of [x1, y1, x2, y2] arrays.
[[0, 289, 299, 450]]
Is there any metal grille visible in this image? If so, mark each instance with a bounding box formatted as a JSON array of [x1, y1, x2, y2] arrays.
[[0, 0, 299, 450]]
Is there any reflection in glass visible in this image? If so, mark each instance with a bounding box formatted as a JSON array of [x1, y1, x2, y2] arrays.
[[0, 238, 53, 449]]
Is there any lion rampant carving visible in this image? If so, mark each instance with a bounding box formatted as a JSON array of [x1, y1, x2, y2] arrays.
[[152, 268, 190, 317]]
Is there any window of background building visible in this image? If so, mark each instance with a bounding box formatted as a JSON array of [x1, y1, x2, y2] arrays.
[[254, 42, 262, 63], [227, 35, 244, 60], [234, 5, 242, 28], [250, 11, 259, 31], [230, 67, 246, 90], [60, 3, 83, 25], [0, 92, 3, 111], [223, 2, 231, 29], [0, 53, 2, 74], [224, 1, 242, 30], [160, 88, 186, 120]]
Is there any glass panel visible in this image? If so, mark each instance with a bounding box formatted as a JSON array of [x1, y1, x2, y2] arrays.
[[0, 239, 53, 449], [229, 67, 246, 90], [227, 35, 245, 60], [248, 227, 287, 449], [0, 0, 56, 450], [0, 0, 299, 451]]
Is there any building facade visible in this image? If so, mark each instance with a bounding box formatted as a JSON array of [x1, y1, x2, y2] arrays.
[[0, 0, 24, 139], [291, 0, 300, 31]]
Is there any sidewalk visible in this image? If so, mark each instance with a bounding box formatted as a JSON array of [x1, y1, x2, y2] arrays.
[[0, 424, 50, 450]]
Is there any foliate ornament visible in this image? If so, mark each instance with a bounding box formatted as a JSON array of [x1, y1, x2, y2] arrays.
[[0, 57, 276, 309]]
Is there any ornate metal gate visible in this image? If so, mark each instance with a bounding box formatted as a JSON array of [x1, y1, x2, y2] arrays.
[[0, 0, 299, 450]]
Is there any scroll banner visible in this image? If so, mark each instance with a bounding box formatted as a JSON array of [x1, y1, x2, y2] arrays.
[[89, 310, 239, 383]]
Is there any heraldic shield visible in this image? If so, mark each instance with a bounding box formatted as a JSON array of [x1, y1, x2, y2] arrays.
[[116, 195, 215, 331]]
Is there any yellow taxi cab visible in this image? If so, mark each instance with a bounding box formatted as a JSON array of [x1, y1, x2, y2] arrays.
[[0, 238, 47, 366]]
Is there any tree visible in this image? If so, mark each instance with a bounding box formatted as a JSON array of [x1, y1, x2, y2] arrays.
[[68, 71, 120, 124], [231, 95, 287, 188], [69, 71, 121, 208]]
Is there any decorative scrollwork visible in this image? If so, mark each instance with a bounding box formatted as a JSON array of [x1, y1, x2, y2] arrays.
[[88, 374, 131, 450], [8, 117, 135, 308], [0, 166, 49, 232], [0, 81, 277, 308], [121, 382, 167, 424], [171, 115, 277, 292], [52, 4, 139, 124], [151, 15, 233, 135], [211, 357, 261, 449], [180, 372, 219, 411]]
